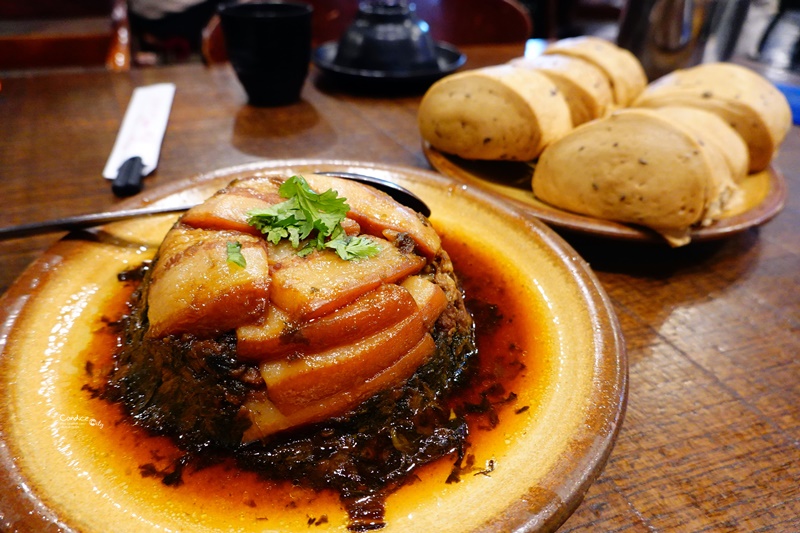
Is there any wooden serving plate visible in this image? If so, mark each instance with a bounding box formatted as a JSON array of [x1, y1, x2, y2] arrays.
[[424, 144, 787, 243]]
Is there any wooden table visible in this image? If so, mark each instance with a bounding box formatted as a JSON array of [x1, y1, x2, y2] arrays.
[[1, 45, 798, 531]]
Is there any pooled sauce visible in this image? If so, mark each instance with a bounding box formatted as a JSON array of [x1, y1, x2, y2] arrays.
[[79, 231, 548, 531]]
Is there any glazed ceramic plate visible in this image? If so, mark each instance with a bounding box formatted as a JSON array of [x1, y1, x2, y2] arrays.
[[424, 143, 787, 243], [313, 42, 465, 91], [0, 160, 626, 532]]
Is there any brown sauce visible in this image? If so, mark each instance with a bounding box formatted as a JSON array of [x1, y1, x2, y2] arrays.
[[78, 230, 549, 530]]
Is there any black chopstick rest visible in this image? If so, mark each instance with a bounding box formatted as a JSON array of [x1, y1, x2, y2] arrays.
[[112, 156, 145, 197]]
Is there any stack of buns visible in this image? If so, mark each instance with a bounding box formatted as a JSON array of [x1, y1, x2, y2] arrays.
[[416, 64, 573, 162], [418, 37, 792, 246], [632, 62, 792, 173], [418, 36, 646, 161]]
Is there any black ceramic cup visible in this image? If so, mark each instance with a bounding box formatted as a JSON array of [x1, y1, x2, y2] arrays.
[[218, 1, 313, 106]]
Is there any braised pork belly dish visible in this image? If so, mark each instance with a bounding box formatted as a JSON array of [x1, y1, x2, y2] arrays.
[[102, 174, 477, 528]]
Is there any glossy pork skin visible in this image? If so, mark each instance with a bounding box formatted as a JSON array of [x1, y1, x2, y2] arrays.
[[243, 335, 436, 441], [304, 174, 441, 258], [181, 185, 281, 235], [237, 283, 419, 361], [210, 174, 441, 258], [243, 275, 447, 441], [269, 236, 425, 320], [146, 226, 270, 338], [145, 174, 447, 439]]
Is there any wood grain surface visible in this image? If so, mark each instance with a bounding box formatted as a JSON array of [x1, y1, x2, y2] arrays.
[[1, 44, 798, 531]]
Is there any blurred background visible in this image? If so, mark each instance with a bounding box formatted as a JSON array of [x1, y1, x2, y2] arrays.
[[0, 0, 797, 74]]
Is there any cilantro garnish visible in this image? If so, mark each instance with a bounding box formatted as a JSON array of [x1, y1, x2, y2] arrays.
[[226, 241, 247, 268], [326, 233, 381, 261], [246, 175, 380, 260]]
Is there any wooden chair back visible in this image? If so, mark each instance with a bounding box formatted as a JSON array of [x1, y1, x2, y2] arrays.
[[0, 0, 130, 71], [203, 0, 532, 64]]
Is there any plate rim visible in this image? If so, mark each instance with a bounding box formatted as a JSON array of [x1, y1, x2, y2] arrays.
[[0, 159, 627, 533], [423, 143, 788, 243]]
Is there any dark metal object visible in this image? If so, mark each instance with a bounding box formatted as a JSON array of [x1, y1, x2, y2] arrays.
[[314, 170, 432, 217], [312, 0, 465, 94], [0, 205, 192, 240], [617, 0, 750, 80]]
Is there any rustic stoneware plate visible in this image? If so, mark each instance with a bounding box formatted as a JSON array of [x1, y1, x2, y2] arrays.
[[424, 143, 787, 243], [0, 160, 626, 532]]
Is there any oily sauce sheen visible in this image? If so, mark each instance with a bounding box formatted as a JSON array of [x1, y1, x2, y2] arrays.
[[79, 231, 548, 530]]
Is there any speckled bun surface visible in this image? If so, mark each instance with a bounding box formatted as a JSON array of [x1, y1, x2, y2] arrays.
[[532, 109, 729, 245], [509, 54, 613, 126], [543, 36, 647, 107], [417, 65, 573, 161], [633, 62, 792, 172]]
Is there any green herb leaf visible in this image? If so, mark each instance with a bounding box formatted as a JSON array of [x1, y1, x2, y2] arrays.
[[247, 175, 378, 261], [326, 234, 381, 261], [226, 241, 247, 268]]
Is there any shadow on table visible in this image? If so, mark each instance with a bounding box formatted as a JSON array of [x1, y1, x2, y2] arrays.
[[556, 227, 766, 371], [556, 227, 762, 281], [311, 70, 434, 99], [231, 100, 335, 157]]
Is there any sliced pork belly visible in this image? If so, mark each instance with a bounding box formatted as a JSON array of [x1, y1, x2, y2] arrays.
[[236, 283, 419, 361], [243, 334, 436, 441], [258, 310, 429, 415], [108, 173, 473, 446], [181, 185, 280, 235], [237, 276, 447, 362], [146, 225, 270, 338], [304, 173, 441, 258], [244, 275, 447, 435], [238, 174, 441, 258], [400, 275, 448, 329], [269, 236, 426, 320]]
